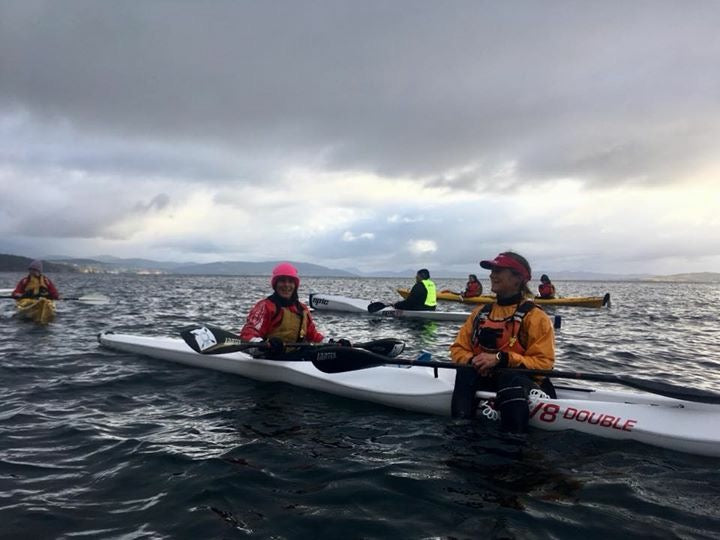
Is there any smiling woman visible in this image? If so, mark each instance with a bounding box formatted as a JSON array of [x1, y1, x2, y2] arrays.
[[238, 262, 326, 357], [449, 251, 556, 434]]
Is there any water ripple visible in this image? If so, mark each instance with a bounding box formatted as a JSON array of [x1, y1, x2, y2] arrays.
[[1, 273, 720, 538]]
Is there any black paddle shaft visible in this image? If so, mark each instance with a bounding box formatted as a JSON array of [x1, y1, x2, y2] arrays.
[[179, 324, 405, 358], [308, 347, 720, 404]]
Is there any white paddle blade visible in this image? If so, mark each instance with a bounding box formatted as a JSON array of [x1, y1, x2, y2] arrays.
[[77, 293, 111, 305]]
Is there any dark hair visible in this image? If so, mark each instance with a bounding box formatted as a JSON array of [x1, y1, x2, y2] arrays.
[[540, 274, 550, 282], [500, 251, 532, 297], [468, 274, 478, 282], [417, 268, 430, 280]]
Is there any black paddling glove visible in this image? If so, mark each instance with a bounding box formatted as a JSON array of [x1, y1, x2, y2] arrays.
[[266, 337, 285, 356]]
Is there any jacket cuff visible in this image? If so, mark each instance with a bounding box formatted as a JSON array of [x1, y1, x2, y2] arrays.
[[497, 351, 510, 368]]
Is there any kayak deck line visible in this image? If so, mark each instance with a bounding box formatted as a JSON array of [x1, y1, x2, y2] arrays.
[[97, 331, 720, 458]]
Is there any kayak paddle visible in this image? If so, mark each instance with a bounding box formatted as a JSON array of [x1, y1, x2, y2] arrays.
[[1, 293, 110, 305], [180, 324, 405, 358], [307, 346, 720, 405]]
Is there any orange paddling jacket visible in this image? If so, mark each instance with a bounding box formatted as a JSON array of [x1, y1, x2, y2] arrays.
[[450, 300, 554, 371]]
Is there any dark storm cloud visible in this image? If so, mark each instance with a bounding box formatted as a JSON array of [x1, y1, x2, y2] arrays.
[[2, 0, 719, 187]]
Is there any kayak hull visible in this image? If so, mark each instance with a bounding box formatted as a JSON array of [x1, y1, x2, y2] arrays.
[[98, 332, 454, 415], [309, 293, 470, 322], [98, 331, 720, 457], [398, 289, 610, 308], [15, 297, 56, 324]]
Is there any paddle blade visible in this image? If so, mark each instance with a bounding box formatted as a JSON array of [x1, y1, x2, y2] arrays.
[[310, 346, 386, 373], [367, 301, 389, 313], [357, 338, 405, 358], [74, 293, 111, 305], [180, 324, 252, 354]]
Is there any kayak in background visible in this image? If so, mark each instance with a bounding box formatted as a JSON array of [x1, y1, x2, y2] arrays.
[[309, 293, 470, 322], [398, 288, 611, 308], [98, 331, 720, 458], [15, 297, 56, 324]]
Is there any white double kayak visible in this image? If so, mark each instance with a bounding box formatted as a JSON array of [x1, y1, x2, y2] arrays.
[[309, 293, 470, 322], [98, 331, 720, 458]]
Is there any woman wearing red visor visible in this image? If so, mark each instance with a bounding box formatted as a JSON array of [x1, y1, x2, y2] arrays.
[[449, 251, 555, 433]]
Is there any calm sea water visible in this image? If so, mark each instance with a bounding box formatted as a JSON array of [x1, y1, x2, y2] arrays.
[[1, 272, 720, 539]]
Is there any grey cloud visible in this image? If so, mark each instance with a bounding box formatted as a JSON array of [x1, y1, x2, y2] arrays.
[[133, 193, 171, 213], [2, 1, 719, 188]]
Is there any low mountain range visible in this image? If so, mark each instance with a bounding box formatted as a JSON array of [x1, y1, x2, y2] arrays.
[[1, 253, 719, 282]]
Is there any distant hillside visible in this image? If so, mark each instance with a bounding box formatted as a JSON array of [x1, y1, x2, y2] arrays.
[[1, 253, 355, 277], [172, 260, 356, 277], [3, 252, 719, 281], [0, 254, 80, 273], [643, 272, 720, 283]]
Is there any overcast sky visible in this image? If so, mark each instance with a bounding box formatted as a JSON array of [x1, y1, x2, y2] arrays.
[[1, 0, 719, 275]]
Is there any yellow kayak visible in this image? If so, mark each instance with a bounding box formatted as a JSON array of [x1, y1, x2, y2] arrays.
[[15, 297, 57, 324], [397, 289, 610, 308]]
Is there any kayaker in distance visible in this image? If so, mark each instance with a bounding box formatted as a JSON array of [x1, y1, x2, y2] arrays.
[[240, 262, 345, 356], [393, 268, 437, 311], [441, 273, 483, 299], [449, 251, 555, 433], [537, 274, 557, 299], [12, 260, 60, 300]]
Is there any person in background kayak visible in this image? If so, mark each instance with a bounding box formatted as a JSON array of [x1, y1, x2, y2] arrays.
[[441, 274, 483, 299], [449, 251, 555, 434], [393, 268, 437, 311], [240, 262, 331, 357], [537, 274, 557, 299], [12, 260, 60, 300]]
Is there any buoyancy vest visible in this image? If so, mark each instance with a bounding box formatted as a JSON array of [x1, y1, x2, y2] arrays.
[[22, 275, 51, 298], [464, 281, 482, 297], [538, 283, 555, 298], [422, 279, 437, 307], [471, 301, 537, 354], [266, 297, 308, 343]]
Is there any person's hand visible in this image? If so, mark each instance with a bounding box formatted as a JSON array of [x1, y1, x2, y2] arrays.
[[265, 337, 285, 356], [329, 338, 352, 347], [470, 351, 500, 377]]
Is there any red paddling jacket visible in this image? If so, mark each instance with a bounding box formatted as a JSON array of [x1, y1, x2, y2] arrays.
[[240, 294, 324, 343], [12, 274, 60, 300]]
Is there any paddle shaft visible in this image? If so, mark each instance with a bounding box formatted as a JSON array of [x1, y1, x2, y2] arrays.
[[309, 347, 720, 405], [180, 324, 405, 357], [1, 294, 108, 303]]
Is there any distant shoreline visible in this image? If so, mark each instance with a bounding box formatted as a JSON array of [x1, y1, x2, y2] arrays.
[[0, 270, 719, 284]]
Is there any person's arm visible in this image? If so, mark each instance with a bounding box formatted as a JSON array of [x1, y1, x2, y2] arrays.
[[46, 278, 60, 300], [303, 309, 325, 343], [239, 300, 273, 341], [449, 309, 479, 364], [11, 278, 27, 299], [393, 282, 426, 309]]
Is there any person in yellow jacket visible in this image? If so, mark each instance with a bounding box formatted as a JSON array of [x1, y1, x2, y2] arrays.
[[393, 269, 437, 311], [12, 260, 60, 300], [449, 251, 555, 433]]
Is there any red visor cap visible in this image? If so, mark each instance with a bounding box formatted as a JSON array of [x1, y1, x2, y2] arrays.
[[479, 254, 531, 282]]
